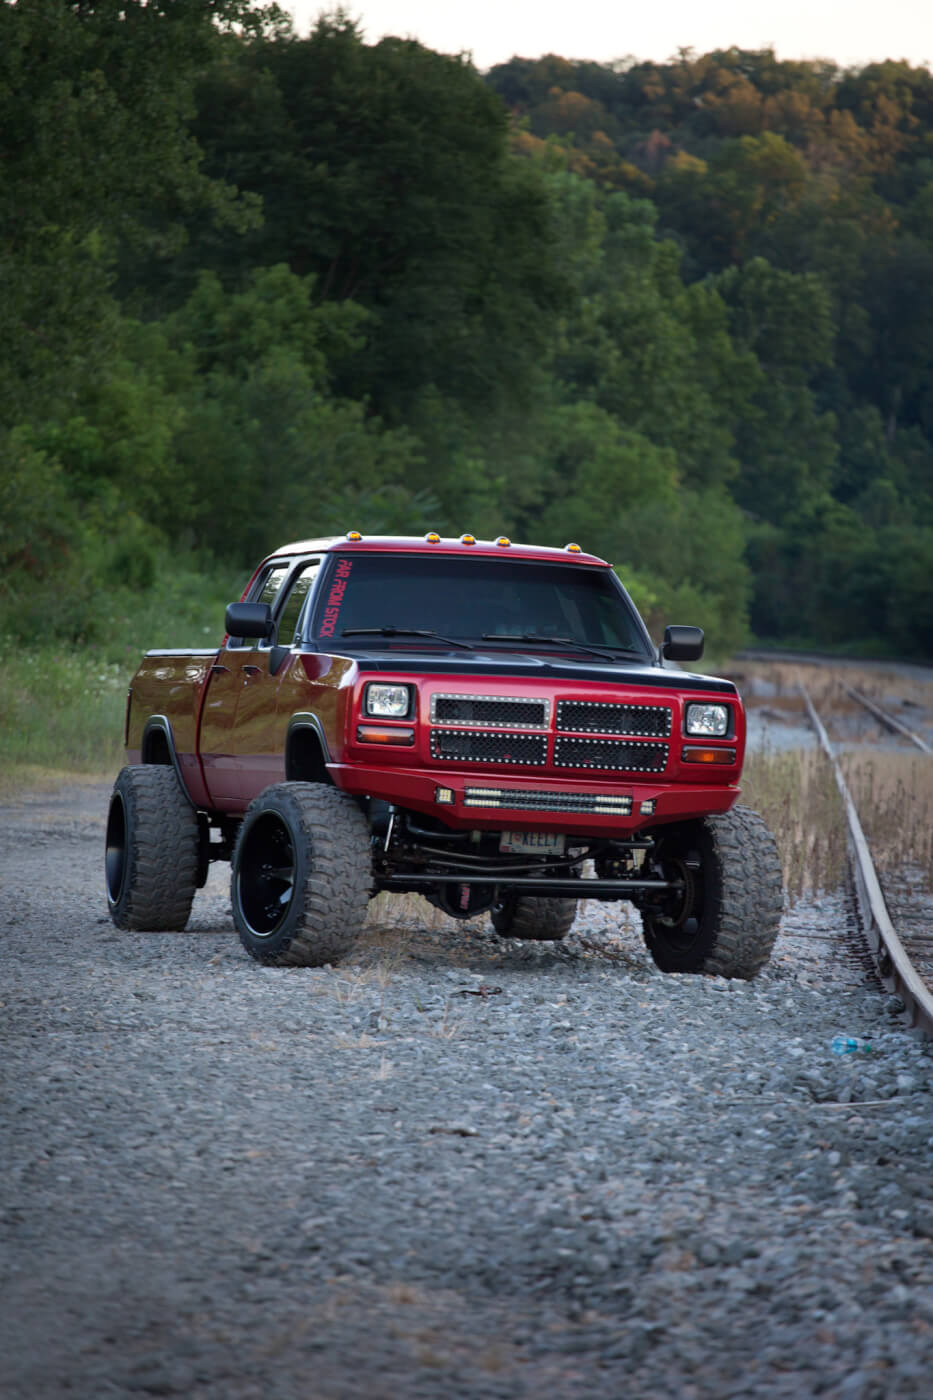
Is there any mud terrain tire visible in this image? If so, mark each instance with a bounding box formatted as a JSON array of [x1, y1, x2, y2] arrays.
[[491, 895, 578, 942], [232, 782, 371, 966], [105, 765, 200, 931], [640, 805, 783, 979]]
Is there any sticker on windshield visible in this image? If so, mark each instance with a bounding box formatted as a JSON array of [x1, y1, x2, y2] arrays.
[[318, 558, 353, 639]]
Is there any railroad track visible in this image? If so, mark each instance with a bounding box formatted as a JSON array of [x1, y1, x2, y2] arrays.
[[843, 683, 932, 753], [800, 679, 933, 1037]]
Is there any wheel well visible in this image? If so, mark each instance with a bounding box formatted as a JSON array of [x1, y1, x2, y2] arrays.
[[142, 725, 173, 766], [287, 725, 330, 785]]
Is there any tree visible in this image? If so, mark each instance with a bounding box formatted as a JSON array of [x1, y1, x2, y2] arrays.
[[184, 13, 571, 420]]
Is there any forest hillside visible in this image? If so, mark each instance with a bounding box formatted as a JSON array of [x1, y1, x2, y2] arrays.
[[3, 2, 932, 660]]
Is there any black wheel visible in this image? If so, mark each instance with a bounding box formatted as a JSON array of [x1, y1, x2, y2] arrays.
[[640, 805, 783, 979], [105, 765, 200, 931], [491, 895, 578, 941], [231, 782, 372, 966]]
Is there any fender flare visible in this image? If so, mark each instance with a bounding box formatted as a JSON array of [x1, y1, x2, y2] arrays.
[[140, 716, 196, 808], [286, 713, 332, 781]]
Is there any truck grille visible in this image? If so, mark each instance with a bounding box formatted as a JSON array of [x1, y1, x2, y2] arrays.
[[431, 694, 549, 728], [430, 731, 547, 765], [556, 700, 671, 737], [463, 787, 633, 815], [554, 736, 668, 773], [427, 690, 671, 776]]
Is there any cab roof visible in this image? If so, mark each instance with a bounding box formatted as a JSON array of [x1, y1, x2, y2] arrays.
[[270, 533, 609, 567]]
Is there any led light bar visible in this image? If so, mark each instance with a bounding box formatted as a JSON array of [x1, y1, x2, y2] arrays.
[[463, 787, 633, 815]]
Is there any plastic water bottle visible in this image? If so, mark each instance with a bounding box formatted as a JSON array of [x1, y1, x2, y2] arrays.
[[831, 1035, 873, 1055]]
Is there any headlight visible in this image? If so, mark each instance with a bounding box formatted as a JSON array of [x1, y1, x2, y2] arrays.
[[685, 702, 730, 737], [364, 682, 412, 718]]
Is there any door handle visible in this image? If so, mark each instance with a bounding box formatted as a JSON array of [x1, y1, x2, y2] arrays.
[[242, 665, 263, 677], [210, 664, 231, 675]]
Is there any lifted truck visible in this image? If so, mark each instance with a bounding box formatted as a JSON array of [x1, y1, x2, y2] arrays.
[[105, 532, 783, 976]]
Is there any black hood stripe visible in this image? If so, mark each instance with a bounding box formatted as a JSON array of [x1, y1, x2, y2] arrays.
[[350, 654, 736, 694]]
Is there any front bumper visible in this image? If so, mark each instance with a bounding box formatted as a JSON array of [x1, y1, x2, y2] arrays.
[[329, 761, 738, 835]]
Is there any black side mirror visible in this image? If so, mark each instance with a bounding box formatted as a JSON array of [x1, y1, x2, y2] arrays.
[[225, 602, 274, 640], [661, 624, 704, 662]]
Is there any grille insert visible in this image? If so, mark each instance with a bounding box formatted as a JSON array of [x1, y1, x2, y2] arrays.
[[554, 736, 668, 773], [463, 787, 633, 815], [430, 731, 547, 765], [556, 700, 672, 737], [431, 693, 549, 728]]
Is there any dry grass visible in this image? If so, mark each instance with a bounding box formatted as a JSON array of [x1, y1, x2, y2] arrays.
[[841, 750, 933, 886], [0, 764, 114, 801], [732, 656, 933, 900], [741, 744, 848, 904]]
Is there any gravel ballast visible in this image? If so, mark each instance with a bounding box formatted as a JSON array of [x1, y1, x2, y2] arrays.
[[2, 778, 932, 1399]]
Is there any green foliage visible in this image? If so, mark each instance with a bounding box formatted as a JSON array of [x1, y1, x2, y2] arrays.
[[0, 552, 242, 777], [3, 5, 932, 693], [178, 13, 571, 420]]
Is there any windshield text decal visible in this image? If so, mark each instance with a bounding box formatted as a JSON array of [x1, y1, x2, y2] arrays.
[[318, 558, 353, 639]]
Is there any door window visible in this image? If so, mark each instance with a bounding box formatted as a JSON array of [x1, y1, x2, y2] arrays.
[[276, 560, 321, 644], [254, 564, 291, 608]]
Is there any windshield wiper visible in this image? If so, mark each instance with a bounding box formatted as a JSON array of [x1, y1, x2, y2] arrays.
[[481, 633, 640, 661], [341, 627, 474, 651]]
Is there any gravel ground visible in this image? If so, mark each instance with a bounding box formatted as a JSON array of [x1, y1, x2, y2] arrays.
[[2, 778, 933, 1399]]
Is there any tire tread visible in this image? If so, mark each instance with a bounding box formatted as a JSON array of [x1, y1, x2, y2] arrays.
[[108, 766, 199, 931], [491, 896, 578, 942], [232, 782, 371, 967]]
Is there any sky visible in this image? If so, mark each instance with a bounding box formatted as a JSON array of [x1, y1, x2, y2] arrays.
[[286, 2, 932, 72]]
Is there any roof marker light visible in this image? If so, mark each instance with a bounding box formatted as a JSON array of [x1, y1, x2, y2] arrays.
[[460, 533, 476, 545], [425, 531, 441, 544], [565, 542, 582, 554], [495, 536, 511, 548], [346, 530, 363, 542]]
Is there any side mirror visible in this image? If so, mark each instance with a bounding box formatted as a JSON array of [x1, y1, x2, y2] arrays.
[[661, 624, 704, 662], [225, 601, 274, 641]]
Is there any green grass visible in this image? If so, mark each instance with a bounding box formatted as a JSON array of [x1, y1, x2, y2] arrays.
[[0, 646, 128, 782], [0, 557, 242, 791]]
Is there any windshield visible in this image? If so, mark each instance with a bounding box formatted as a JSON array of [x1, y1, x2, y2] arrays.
[[310, 554, 651, 656]]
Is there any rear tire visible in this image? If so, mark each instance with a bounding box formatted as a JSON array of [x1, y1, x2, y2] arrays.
[[491, 895, 578, 942], [231, 782, 371, 966], [640, 805, 783, 979], [105, 765, 199, 931]]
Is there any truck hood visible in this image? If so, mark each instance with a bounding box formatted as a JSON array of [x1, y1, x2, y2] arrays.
[[349, 649, 737, 695]]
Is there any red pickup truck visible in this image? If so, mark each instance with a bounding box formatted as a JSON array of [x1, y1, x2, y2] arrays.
[[105, 532, 782, 976]]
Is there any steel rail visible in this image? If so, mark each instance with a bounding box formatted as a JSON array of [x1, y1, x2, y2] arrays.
[[801, 681, 933, 1038], [843, 685, 932, 754]]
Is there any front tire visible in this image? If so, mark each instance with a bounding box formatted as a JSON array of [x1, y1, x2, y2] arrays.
[[640, 805, 782, 979], [105, 765, 200, 931], [491, 895, 578, 942], [231, 782, 372, 966]]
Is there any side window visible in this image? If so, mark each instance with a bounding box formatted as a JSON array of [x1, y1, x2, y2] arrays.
[[254, 564, 291, 608], [275, 560, 321, 644], [227, 562, 290, 648]]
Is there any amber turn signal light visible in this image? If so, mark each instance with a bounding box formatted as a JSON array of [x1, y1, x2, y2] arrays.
[[681, 746, 737, 765], [357, 725, 415, 746]]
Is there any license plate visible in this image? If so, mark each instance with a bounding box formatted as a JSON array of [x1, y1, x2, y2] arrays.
[[499, 830, 565, 855]]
